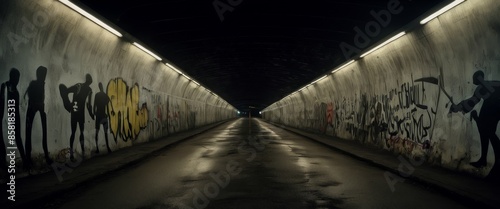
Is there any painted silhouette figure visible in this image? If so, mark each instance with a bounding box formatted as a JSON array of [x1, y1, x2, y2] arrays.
[[93, 82, 114, 154], [1, 69, 28, 169], [0, 74, 7, 170], [59, 74, 93, 160], [0, 115, 4, 170], [450, 70, 500, 168], [24, 66, 52, 166]]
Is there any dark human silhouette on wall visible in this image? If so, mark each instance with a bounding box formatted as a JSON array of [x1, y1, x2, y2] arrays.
[[93, 82, 114, 154], [0, 77, 6, 170], [0, 126, 4, 171], [1, 68, 28, 169], [59, 74, 93, 160], [24, 66, 52, 166], [450, 70, 500, 179]]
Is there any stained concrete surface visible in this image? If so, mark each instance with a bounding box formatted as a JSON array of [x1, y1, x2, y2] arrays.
[[43, 118, 469, 209]]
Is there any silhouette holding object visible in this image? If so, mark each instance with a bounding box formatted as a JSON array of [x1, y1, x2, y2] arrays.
[[450, 70, 500, 169], [1, 68, 28, 169], [93, 82, 114, 154], [24, 66, 52, 165], [59, 74, 93, 160]]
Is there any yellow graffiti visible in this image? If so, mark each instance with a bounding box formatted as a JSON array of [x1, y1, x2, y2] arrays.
[[107, 78, 149, 141]]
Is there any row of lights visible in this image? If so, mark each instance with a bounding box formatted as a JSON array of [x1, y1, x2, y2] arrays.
[[266, 0, 465, 111], [58, 0, 231, 107], [236, 111, 262, 114]]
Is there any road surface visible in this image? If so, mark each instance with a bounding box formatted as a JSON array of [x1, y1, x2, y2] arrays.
[[42, 118, 469, 209]]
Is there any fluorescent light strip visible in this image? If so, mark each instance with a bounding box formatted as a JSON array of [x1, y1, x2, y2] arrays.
[[299, 84, 312, 92], [192, 80, 200, 86], [360, 31, 406, 58], [166, 63, 184, 75], [133, 42, 162, 61], [420, 0, 465, 25], [311, 75, 328, 85], [183, 74, 192, 80], [332, 60, 355, 73], [59, 0, 122, 37]]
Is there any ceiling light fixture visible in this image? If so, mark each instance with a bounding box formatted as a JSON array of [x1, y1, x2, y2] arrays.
[[311, 75, 328, 85], [166, 63, 184, 75], [360, 31, 406, 58], [59, 0, 122, 37], [332, 60, 355, 73], [183, 74, 192, 80], [133, 42, 162, 61], [420, 0, 465, 25]]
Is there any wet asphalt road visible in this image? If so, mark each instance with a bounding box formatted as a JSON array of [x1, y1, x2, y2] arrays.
[[45, 118, 469, 209]]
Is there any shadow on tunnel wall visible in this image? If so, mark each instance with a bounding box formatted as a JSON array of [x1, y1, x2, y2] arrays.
[[449, 71, 500, 180]]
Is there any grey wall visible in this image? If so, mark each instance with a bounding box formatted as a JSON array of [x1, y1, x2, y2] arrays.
[[0, 0, 236, 173], [263, 0, 500, 178]]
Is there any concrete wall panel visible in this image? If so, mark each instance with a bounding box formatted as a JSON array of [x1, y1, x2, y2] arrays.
[[263, 0, 500, 178], [0, 0, 236, 175]]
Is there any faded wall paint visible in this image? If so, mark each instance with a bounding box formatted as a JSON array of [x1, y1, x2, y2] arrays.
[[0, 0, 236, 175], [263, 0, 500, 179]]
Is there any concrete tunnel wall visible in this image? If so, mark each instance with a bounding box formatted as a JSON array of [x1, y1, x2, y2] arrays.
[[263, 0, 500, 179], [0, 0, 236, 174]]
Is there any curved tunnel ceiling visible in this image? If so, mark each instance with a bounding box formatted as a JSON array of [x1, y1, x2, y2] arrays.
[[75, 0, 447, 111]]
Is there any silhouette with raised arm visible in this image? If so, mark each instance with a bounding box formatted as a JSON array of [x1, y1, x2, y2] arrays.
[[59, 74, 93, 161], [25, 66, 52, 166], [450, 70, 500, 168], [93, 82, 114, 154]]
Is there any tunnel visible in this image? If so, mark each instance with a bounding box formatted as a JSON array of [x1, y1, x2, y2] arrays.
[[1, 0, 500, 208]]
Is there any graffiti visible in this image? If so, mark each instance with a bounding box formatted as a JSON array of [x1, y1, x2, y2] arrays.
[[146, 93, 200, 137], [1, 68, 28, 169], [25, 66, 51, 165], [385, 79, 438, 144], [325, 102, 334, 134], [167, 97, 181, 132], [54, 148, 71, 164], [106, 78, 148, 141], [449, 70, 500, 173], [152, 94, 169, 136], [59, 74, 93, 160], [330, 94, 370, 141], [319, 75, 439, 152], [368, 99, 387, 145], [398, 82, 423, 109], [385, 136, 421, 154], [155, 103, 165, 132], [187, 107, 197, 129], [356, 95, 369, 141], [313, 101, 327, 132]]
